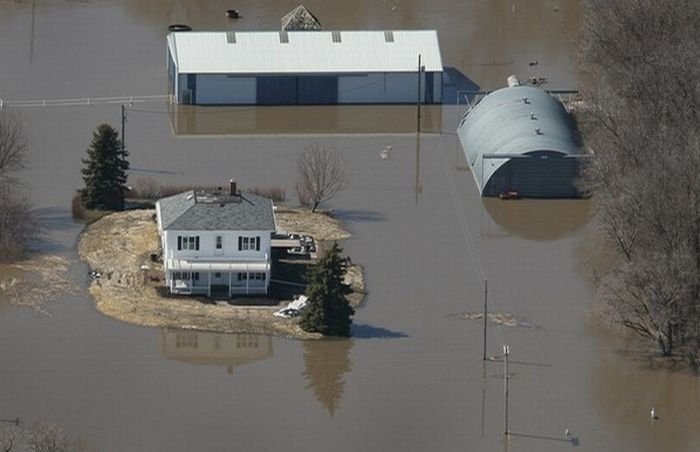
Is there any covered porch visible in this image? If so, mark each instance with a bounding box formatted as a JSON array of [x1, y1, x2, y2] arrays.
[[166, 258, 270, 297]]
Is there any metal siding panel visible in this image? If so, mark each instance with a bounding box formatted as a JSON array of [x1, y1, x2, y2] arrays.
[[256, 76, 297, 105], [195, 75, 256, 105], [297, 76, 338, 104]]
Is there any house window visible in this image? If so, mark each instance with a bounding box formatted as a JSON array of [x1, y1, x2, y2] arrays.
[[175, 333, 198, 349], [215, 272, 221, 278], [194, 272, 199, 281], [238, 236, 261, 251], [216, 236, 223, 250], [177, 235, 200, 251], [173, 271, 181, 280]]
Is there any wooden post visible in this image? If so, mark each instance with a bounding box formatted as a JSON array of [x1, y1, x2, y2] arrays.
[[483, 279, 488, 361], [121, 104, 126, 152], [207, 268, 211, 298], [417, 54, 422, 133], [503, 344, 510, 436]]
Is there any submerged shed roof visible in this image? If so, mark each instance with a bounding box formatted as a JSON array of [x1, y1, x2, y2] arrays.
[[281, 5, 322, 31], [158, 190, 275, 231], [457, 85, 582, 193], [167, 30, 443, 74]]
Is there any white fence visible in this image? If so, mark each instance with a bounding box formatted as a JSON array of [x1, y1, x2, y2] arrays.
[[0, 94, 172, 109]]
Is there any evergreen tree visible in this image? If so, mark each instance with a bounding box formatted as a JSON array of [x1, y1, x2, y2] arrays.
[[80, 124, 129, 210], [300, 243, 355, 337]]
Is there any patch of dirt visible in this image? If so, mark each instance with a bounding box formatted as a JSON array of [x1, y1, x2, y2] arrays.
[[0, 255, 79, 314], [274, 208, 351, 242], [78, 209, 365, 339]]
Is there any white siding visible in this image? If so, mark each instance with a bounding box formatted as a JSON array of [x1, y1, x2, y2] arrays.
[[195, 75, 257, 105], [163, 230, 273, 262]]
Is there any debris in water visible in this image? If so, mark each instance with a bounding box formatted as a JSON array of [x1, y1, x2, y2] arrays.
[[455, 311, 535, 328], [1, 255, 79, 314]]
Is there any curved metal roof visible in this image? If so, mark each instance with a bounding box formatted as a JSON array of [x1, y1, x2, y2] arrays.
[[457, 85, 582, 193]]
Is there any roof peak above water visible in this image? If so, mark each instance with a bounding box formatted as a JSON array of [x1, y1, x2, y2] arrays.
[[281, 5, 322, 31]]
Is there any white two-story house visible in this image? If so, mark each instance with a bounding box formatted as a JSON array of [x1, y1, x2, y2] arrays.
[[155, 181, 276, 297]]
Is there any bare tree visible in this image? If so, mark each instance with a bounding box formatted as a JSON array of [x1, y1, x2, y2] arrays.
[[0, 183, 37, 262], [296, 145, 347, 212], [0, 423, 88, 452], [0, 425, 19, 452], [0, 110, 27, 182], [579, 0, 700, 360]]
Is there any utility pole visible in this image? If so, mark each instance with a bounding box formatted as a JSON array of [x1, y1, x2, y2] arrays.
[[417, 54, 422, 133], [483, 278, 489, 361], [503, 344, 510, 436], [121, 104, 127, 151]]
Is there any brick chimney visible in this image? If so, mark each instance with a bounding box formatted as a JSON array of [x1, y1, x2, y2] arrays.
[[229, 179, 237, 196]]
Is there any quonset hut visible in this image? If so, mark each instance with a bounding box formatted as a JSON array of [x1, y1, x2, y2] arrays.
[[457, 81, 585, 198], [166, 30, 443, 105]]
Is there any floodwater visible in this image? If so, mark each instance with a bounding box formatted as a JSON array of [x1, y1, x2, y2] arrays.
[[0, 1, 698, 451]]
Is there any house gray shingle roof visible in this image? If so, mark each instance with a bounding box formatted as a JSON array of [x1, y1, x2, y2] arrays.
[[158, 190, 275, 231]]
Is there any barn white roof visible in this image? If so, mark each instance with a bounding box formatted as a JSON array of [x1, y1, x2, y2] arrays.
[[167, 30, 443, 74]]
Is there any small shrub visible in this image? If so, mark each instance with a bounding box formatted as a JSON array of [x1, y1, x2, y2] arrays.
[[71, 191, 87, 220]]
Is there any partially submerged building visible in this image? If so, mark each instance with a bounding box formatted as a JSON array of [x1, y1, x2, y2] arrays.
[[281, 4, 322, 31], [457, 81, 585, 198], [155, 181, 276, 297], [166, 30, 443, 105]]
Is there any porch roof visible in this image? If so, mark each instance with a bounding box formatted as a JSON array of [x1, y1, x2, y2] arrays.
[[167, 259, 269, 272]]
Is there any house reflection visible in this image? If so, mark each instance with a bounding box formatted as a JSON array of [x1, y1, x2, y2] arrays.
[[160, 328, 273, 375], [301, 338, 353, 416]]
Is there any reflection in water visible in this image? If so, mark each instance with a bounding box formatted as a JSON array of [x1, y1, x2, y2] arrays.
[[590, 343, 700, 451], [168, 104, 443, 135], [481, 198, 591, 241], [415, 132, 422, 204], [302, 339, 353, 416], [160, 328, 273, 375]]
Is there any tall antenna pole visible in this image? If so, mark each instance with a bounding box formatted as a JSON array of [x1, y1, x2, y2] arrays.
[[482, 279, 488, 360], [503, 344, 510, 436], [121, 104, 126, 152], [417, 54, 422, 133]]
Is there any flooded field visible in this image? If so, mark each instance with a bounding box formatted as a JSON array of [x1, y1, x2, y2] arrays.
[[0, 1, 698, 451]]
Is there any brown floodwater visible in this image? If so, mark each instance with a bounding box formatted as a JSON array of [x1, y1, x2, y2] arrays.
[[0, 1, 698, 451]]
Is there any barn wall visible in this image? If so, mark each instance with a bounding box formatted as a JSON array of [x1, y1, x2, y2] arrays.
[[195, 75, 257, 105], [177, 74, 190, 104], [338, 73, 418, 104], [183, 72, 444, 105]]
